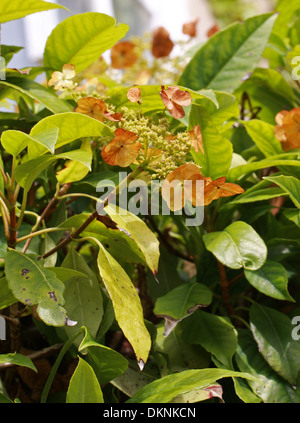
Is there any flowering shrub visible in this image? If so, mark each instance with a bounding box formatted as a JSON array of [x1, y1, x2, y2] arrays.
[[0, 0, 300, 405]]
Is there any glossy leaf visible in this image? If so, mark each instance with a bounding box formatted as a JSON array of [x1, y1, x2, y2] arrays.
[[44, 13, 129, 74], [244, 261, 294, 302], [189, 105, 233, 179], [181, 310, 238, 369], [263, 175, 300, 208], [235, 329, 300, 403], [5, 251, 68, 326], [203, 221, 267, 270], [179, 14, 277, 92], [66, 357, 103, 403], [105, 205, 160, 274], [78, 326, 128, 385], [153, 282, 212, 336], [250, 303, 300, 385], [0, 353, 37, 372], [97, 243, 151, 365], [127, 368, 257, 403], [0, 0, 66, 24], [243, 120, 283, 157]]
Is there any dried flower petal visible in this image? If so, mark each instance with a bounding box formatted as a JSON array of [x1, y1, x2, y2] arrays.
[[127, 87, 142, 103], [152, 27, 174, 58], [160, 86, 192, 119], [162, 163, 207, 211], [207, 24, 220, 37], [204, 177, 244, 205], [274, 107, 300, 151], [101, 128, 142, 167], [75, 97, 108, 122], [182, 18, 199, 37], [111, 41, 137, 69], [189, 124, 204, 154]]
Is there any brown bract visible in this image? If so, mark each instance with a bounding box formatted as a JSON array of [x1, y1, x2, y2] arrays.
[[204, 177, 244, 205], [151, 27, 174, 58], [207, 23, 220, 37], [274, 107, 300, 151], [75, 97, 107, 121], [160, 86, 192, 119], [162, 163, 207, 211], [189, 124, 204, 154], [182, 18, 199, 37], [111, 41, 138, 69], [101, 128, 142, 167]]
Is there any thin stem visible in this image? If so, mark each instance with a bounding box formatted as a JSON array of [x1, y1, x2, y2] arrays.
[[16, 227, 68, 244], [15, 189, 28, 230], [57, 193, 99, 202], [0, 203, 10, 240], [217, 261, 234, 317]]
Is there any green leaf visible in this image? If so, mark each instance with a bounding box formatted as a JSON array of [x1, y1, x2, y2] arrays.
[[283, 209, 300, 228], [97, 243, 151, 366], [235, 329, 300, 403], [1, 128, 59, 156], [155, 323, 210, 373], [228, 158, 300, 182], [242, 120, 283, 157], [0, 77, 72, 114], [244, 261, 294, 302], [66, 357, 103, 403], [44, 13, 129, 74], [263, 175, 300, 208], [5, 251, 69, 327], [14, 149, 92, 190], [0, 0, 66, 24], [127, 368, 258, 403], [153, 282, 212, 336], [78, 326, 128, 385], [189, 105, 233, 179], [0, 277, 17, 309], [61, 248, 103, 345], [59, 213, 145, 265], [250, 303, 300, 385], [56, 139, 92, 184], [28, 112, 113, 158], [105, 205, 160, 274], [0, 353, 37, 372], [203, 221, 267, 270], [179, 13, 277, 92], [181, 310, 238, 369]]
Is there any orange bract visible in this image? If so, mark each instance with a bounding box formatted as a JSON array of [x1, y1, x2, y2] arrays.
[[189, 124, 204, 154], [207, 24, 220, 37], [111, 41, 138, 69], [151, 27, 174, 58], [204, 177, 244, 205], [274, 107, 300, 151], [75, 97, 107, 122], [182, 18, 199, 37], [162, 163, 207, 211], [160, 86, 192, 119], [101, 128, 142, 167]]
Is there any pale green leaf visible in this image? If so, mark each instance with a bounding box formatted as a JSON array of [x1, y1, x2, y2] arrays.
[[0, 353, 37, 372], [66, 357, 103, 403], [263, 175, 300, 208], [44, 13, 129, 74], [0, 0, 66, 24], [97, 243, 151, 365]]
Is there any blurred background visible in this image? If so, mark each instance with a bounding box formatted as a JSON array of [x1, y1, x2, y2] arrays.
[[1, 0, 275, 69]]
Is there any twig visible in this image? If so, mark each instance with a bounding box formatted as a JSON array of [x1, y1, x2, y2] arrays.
[[217, 261, 234, 317]]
